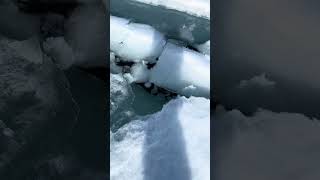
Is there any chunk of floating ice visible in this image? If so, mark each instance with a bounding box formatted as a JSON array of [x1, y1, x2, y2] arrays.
[[195, 40, 210, 56], [110, 74, 134, 116], [110, 15, 166, 63], [6, 36, 43, 64], [65, 5, 107, 67], [144, 82, 152, 88], [43, 37, 74, 69], [149, 42, 210, 98], [110, 96, 210, 180], [135, 0, 210, 18], [110, 0, 210, 43], [110, 52, 123, 74], [130, 62, 150, 83]]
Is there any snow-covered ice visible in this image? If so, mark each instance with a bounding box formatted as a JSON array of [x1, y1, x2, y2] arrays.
[[110, 1, 211, 179], [134, 0, 210, 18], [130, 62, 150, 83], [110, 15, 166, 63], [110, 52, 123, 74], [150, 42, 210, 98], [110, 96, 210, 180], [195, 40, 210, 56], [110, 15, 210, 98], [110, 74, 134, 116], [43, 37, 75, 69], [110, 0, 210, 43], [64, 5, 107, 67]]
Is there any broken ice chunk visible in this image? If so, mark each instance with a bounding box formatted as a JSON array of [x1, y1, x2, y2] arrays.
[[110, 74, 137, 130], [110, 96, 210, 180], [134, 0, 210, 18], [149, 42, 210, 98], [130, 62, 150, 83], [43, 37, 75, 69], [110, 0, 210, 43], [110, 15, 166, 63], [110, 74, 134, 116], [65, 5, 107, 67], [195, 40, 210, 56], [110, 52, 122, 74], [0, 2, 40, 40], [110, 16, 131, 53], [6, 36, 43, 64]]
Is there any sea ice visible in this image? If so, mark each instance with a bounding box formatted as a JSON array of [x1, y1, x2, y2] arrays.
[[43, 37, 75, 69], [5, 36, 43, 64], [0, 2, 40, 40], [110, 15, 166, 63], [65, 5, 107, 67], [195, 40, 210, 56], [110, 0, 210, 43], [110, 52, 122, 74], [110, 2, 211, 179], [134, 0, 210, 18], [110, 73, 136, 130], [130, 62, 150, 83], [149, 42, 210, 98], [110, 15, 210, 98], [110, 96, 210, 180]]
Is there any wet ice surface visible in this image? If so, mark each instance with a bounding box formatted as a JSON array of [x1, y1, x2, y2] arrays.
[[110, 1, 210, 179]]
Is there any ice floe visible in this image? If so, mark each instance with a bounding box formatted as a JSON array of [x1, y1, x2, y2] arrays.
[[110, 15, 210, 98], [111, 96, 210, 180]]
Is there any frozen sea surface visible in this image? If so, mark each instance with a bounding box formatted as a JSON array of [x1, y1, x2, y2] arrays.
[[110, 0, 210, 43], [110, 96, 210, 180]]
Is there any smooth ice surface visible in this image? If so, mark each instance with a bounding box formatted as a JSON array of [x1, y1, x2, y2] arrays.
[[110, 96, 210, 180], [150, 42, 210, 98], [110, 15, 166, 63]]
